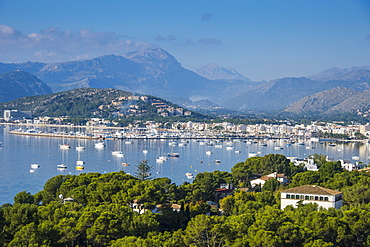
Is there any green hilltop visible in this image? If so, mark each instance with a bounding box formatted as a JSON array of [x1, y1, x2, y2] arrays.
[[0, 87, 208, 120]]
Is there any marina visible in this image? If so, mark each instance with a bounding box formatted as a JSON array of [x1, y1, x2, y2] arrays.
[[1, 125, 370, 205]]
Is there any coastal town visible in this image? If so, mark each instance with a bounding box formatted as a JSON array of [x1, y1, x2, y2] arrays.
[[2, 111, 370, 141]]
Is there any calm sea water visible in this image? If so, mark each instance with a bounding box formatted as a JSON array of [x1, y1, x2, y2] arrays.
[[0, 125, 369, 205]]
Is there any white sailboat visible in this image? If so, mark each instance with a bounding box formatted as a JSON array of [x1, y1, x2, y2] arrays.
[[30, 164, 40, 169], [76, 149, 85, 169], [76, 145, 85, 151], [59, 144, 70, 149], [95, 141, 105, 149]]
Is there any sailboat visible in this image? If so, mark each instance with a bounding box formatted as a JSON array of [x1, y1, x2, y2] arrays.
[[59, 144, 70, 149], [112, 140, 124, 157], [58, 147, 68, 170], [156, 148, 167, 163], [59, 127, 70, 149], [76, 147, 85, 170], [95, 141, 105, 149]]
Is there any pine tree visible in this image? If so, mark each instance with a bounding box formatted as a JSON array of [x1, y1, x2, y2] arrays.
[[134, 160, 152, 181]]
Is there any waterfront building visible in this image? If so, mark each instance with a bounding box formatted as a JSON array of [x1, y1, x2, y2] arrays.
[[280, 185, 343, 210], [3, 110, 32, 121]]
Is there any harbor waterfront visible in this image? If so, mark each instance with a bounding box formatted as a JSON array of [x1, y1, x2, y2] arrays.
[[1, 125, 370, 205]]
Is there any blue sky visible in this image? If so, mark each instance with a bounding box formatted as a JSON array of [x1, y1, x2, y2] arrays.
[[0, 0, 369, 81]]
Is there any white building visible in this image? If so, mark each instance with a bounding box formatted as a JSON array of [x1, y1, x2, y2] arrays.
[[3, 110, 32, 121], [250, 172, 289, 188], [339, 159, 365, 171], [288, 157, 318, 171], [280, 185, 343, 210]]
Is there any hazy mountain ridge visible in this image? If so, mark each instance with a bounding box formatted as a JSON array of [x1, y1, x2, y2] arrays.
[[325, 89, 370, 113], [0, 71, 52, 102], [307, 66, 370, 82], [0, 48, 234, 104], [195, 63, 251, 82], [223, 68, 370, 111], [1, 49, 370, 114], [283, 87, 359, 114]]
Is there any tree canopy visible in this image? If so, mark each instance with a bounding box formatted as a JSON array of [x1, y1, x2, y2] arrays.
[[1, 154, 370, 246]]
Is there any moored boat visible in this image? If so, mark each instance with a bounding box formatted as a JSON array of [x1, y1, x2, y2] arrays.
[[112, 151, 124, 156], [248, 152, 258, 157], [30, 164, 40, 169], [76, 160, 85, 166], [59, 144, 71, 149], [75, 146, 85, 151], [95, 142, 105, 148], [156, 156, 167, 163], [166, 153, 180, 157]]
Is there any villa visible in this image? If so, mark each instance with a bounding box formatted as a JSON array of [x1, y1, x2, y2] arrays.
[[280, 185, 343, 210]]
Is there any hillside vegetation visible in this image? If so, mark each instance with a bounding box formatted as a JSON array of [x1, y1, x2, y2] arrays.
[[0, 87, 207, 120], [1, 154, 370, 246]]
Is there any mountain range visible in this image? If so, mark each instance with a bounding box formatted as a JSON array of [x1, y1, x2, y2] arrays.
[[0, 71, 52, 102], [0, 48, 245, 105], [0, 48, 370, 116], [222, 68, 370, 112]]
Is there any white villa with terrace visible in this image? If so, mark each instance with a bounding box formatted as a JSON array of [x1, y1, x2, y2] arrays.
[[280, 185, 343, 210]]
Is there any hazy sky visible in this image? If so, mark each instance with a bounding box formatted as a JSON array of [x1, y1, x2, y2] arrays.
[[0, 0, 370, 81]]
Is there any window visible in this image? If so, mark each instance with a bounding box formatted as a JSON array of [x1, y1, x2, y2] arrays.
[[300, 195, 304, 200], [319, 197, 323, 201], [315, 196, 318, 200], [286, 194, 290, 199], [305, 196, 309, 200], [309, 196, 314, 200], [324, 197, 329, 201]]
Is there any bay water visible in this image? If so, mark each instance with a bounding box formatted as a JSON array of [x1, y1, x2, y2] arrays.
[[1, 125, 369, 205]]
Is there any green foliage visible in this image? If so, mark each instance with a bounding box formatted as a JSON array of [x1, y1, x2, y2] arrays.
[[319, 161, 343, 182], [262, 178, 281, 192], [231, 154, 305, 187], [13, 191, 34, 204], [134, 160, 152, 181], [3, 154, 370, 246]]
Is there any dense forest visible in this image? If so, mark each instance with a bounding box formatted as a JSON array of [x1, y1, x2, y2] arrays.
[[1, 154, 370, 246]]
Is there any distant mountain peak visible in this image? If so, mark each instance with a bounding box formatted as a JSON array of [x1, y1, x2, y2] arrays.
[[195, 63, 250, 82], [121, 48, 179, 65]]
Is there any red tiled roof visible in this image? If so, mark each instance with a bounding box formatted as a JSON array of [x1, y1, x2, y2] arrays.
[[215, 188, 234, 193]]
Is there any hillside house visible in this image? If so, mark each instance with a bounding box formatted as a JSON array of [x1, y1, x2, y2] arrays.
[[250, 172, 289, 188], [340, 159, 365, 171], [288, 157, 318, 171], [280, 185, 343, 210]]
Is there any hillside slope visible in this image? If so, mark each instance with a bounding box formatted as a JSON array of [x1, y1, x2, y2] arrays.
[[284, 87, 359, 114], [0, 71, 52, 102], [0, 88, 204, 119]]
